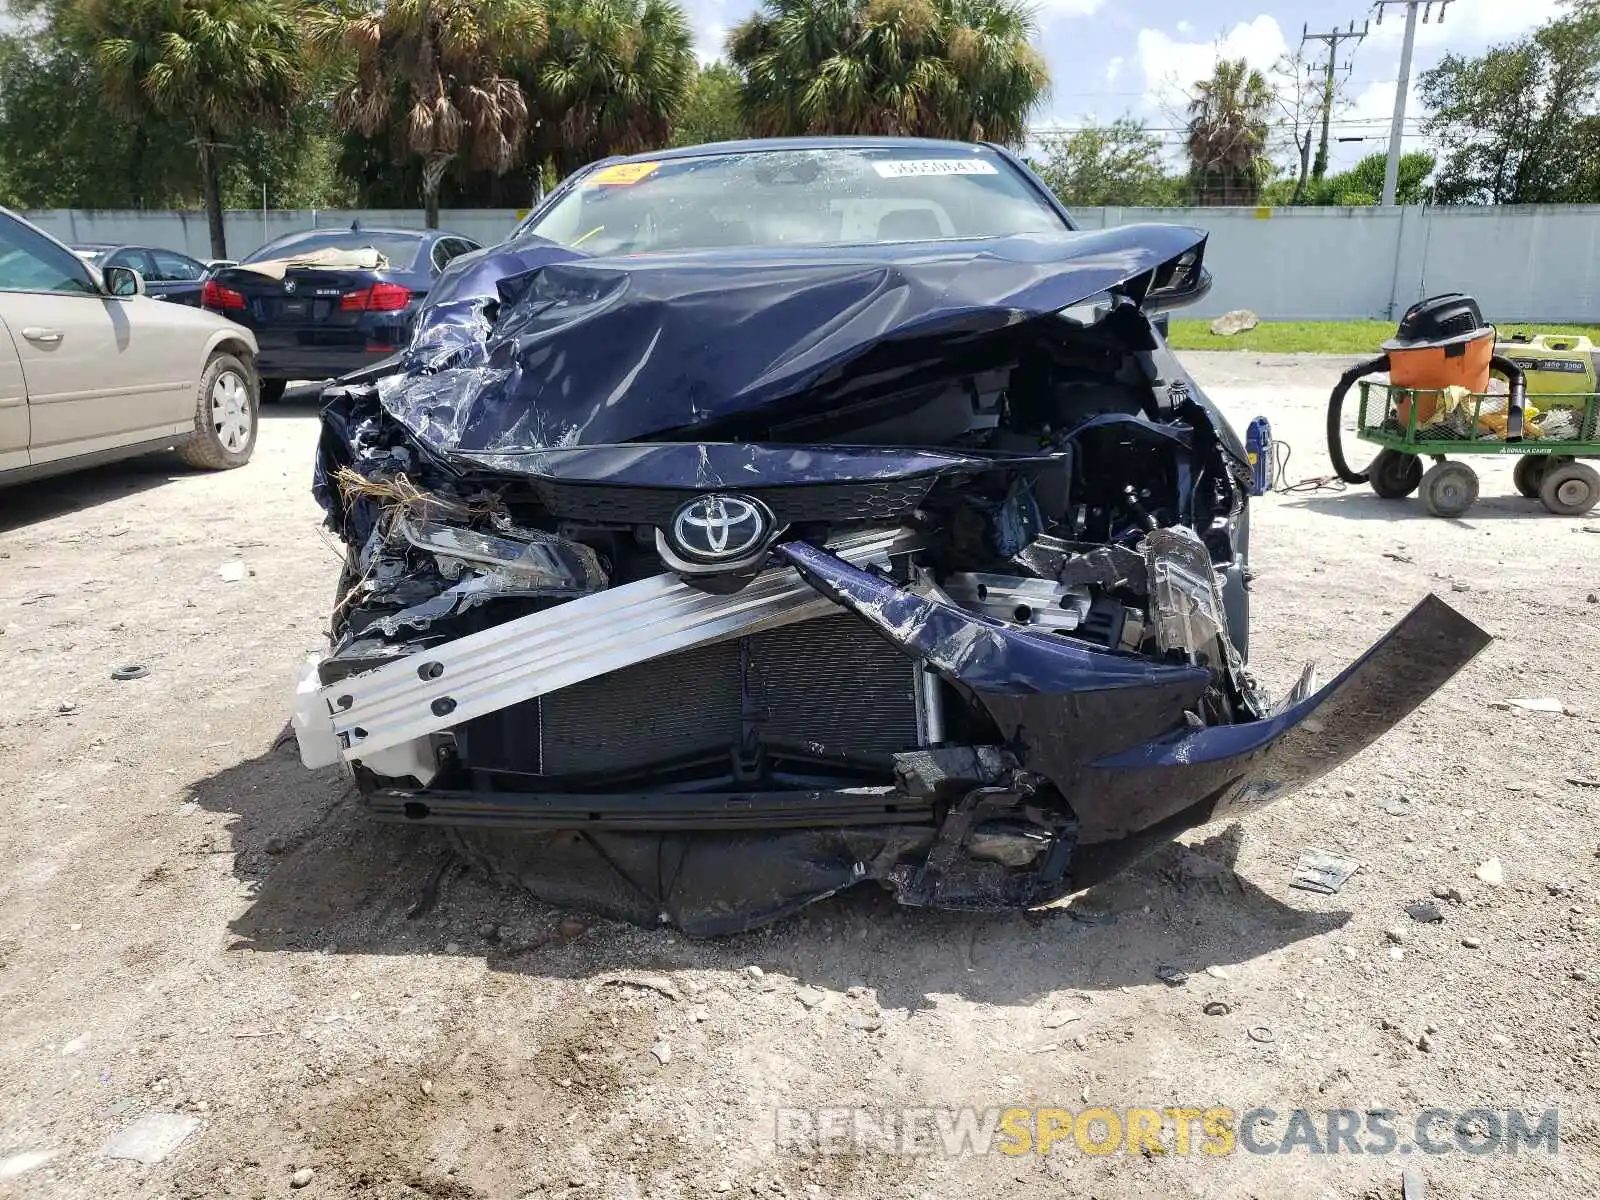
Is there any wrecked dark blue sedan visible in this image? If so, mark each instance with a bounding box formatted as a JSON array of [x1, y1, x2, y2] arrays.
[[291, 138, 1489, 934]]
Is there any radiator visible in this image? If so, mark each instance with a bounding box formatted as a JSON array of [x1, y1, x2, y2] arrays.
[[457, 614, 923, 780]]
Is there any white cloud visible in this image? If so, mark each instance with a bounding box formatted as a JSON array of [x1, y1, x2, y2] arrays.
[[1175, 20, 1192, 36], [1135, 15, 1290, 117], [694, 21, 730, 67], [1364, 0, 1565, 51], [683, 0, 742, 67], [1035, 0, 1106, 21], [1316, 0, 1563, 170], [1344, 77, 1423, 133], [1105, 55, 1124, 85], [1320, 75, 1430, 172]]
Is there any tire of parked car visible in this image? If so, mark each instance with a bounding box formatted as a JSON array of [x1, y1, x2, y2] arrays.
[[178, 352, 258, 470]]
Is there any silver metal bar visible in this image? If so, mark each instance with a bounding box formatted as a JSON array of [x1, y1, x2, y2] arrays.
[[916, 666, 946, 747], [941, 571, 1091, 632], [908, 566, 947, 747], [321, 528, 918, 759]]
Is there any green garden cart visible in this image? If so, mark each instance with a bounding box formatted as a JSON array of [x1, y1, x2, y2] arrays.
[[1353, 382, 1600, 519]]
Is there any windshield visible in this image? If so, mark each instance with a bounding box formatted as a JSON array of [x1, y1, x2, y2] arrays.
[[243, 231, 424, 270], [521, 146, 1069, 255]]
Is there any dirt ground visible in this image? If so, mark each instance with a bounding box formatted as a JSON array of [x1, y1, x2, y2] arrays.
[[2, 352, 1598, 1199]]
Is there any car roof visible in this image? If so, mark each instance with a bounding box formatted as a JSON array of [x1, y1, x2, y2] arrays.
[[588, 136, 1011, 165], [263, 227, 463, 242], [72, 243, 199, 255]]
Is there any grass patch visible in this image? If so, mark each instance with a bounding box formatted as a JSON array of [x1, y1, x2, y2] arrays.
[[1167, 318, 1600, 355]]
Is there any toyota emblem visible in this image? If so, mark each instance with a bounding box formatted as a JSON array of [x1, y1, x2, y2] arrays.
[[668, 494, 771, 562]]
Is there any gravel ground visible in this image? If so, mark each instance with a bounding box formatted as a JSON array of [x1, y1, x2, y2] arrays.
[[2, 352, 1598, 1199]]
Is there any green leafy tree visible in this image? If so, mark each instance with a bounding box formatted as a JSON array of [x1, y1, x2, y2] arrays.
[[312, 0, 547, 227], [1185, 57, 1273, 206], [1260, 149, 1434, 206], [1419, 6, 1600, 204], [529, 0, 695, 178], [727, 0, 1047, 146], [670, 61, 746, 147], [0, 28, 198, 208], [1324, 150, 1434, 205], [1032, 118, 1182, 207], [78, 0, 306, 256], [221, 100, 358, 210]]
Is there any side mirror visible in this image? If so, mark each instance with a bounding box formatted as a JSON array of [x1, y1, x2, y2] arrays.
[[1143, 247, 1212, 313], [102, 265, 146, 298]]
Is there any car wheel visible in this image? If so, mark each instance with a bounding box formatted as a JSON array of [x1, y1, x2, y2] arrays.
[[260, 379, 287, 404], [177, 353, 257, 470]]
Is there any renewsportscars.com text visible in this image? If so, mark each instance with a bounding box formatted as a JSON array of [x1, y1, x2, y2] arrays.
[[773, 1106, 1560, 1158]]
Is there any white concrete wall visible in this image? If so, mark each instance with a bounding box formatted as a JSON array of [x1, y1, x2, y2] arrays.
[[22, 208, 525, 262], [1077, 204, 1600, 323], [21, 204, 1600, 323]]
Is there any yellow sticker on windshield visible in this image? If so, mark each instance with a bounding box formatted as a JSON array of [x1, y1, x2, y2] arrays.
[[586, 161, 661, 187]]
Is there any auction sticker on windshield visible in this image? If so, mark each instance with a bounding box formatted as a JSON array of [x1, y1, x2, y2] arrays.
[[872, 159, 998, 178], [586, 161, 662, 187]]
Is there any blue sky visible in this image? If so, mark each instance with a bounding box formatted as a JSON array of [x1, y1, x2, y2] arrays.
[[690, 0, 1571, 173]]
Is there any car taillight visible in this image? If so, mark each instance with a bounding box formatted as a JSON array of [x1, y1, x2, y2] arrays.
[[339, 282, 412, 312], [201, 280, 245, 310]]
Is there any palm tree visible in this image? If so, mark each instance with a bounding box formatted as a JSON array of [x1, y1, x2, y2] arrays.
[[311, 0, 547, 227], [939, 0, 1048, 144], [529, 0, 695, 179], [1185, 57, 1273, 206], [727, 0, 1046, 146], [79, 0, 304, 256]]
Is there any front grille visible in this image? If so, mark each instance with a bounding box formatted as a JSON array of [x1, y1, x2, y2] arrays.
[[521, 478, 934, 527], [456, 614, 922, 781]]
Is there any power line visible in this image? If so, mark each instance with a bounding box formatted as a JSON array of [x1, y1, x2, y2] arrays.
[[1300, 20, 1369, 190]]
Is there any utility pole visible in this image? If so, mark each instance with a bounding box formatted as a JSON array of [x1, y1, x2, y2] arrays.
[[1301, 20, 1369, 184], [1373, 0, 1453, 205]]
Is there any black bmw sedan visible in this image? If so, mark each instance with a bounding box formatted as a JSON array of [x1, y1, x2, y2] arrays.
[[201, 224, 480, 401]]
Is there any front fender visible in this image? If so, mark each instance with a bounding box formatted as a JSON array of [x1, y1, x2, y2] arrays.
[[202, 322, 258, 362]]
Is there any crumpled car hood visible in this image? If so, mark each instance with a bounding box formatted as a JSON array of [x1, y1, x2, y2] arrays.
[[382, 223, 1209, 454]]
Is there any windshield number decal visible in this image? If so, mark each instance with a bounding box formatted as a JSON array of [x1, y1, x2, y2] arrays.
[[871, 159, 998, 178]]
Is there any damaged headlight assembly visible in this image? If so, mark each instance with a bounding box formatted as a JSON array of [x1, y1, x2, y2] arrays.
[[292, 213, 1490, 935], [399, 516, 607, 596]]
